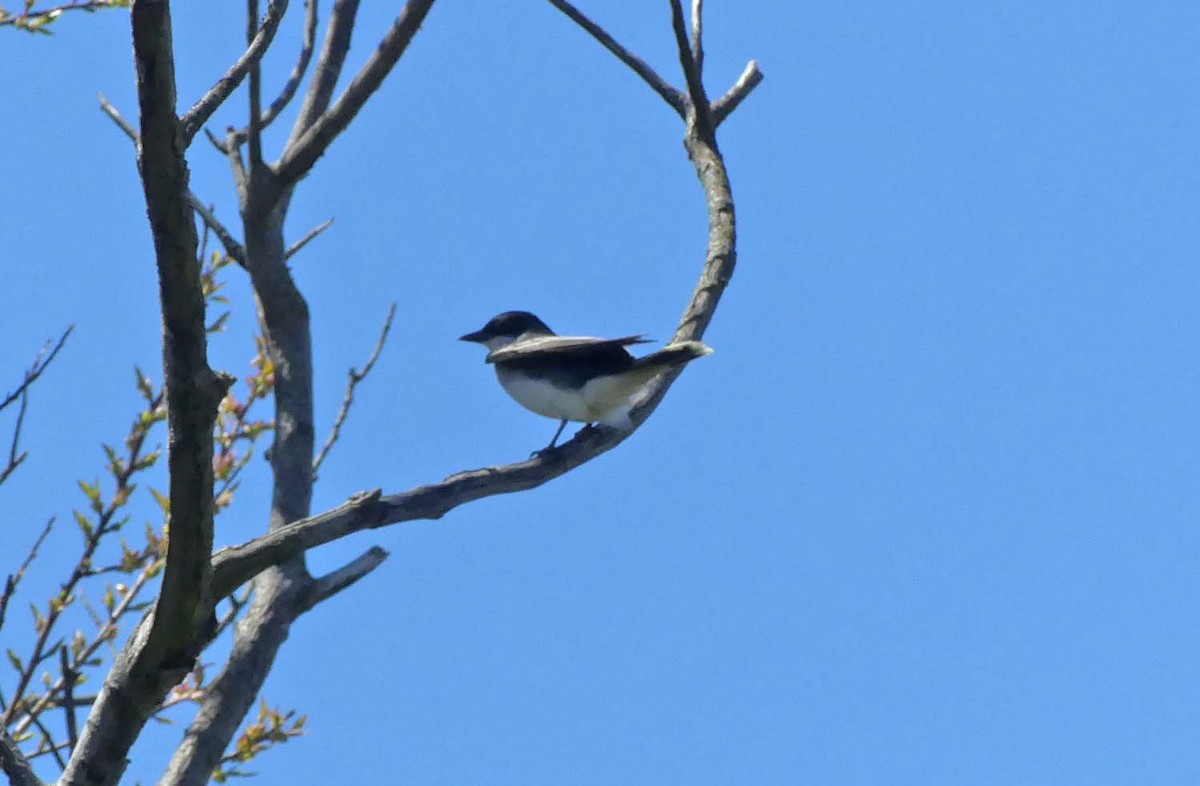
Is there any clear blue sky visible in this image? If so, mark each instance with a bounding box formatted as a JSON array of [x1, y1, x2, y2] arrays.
[[4, 2, 1199, 783]]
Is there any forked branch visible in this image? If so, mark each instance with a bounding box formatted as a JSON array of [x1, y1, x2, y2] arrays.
[[275, 0, 436, 184], [179, 0, 289, 147], [212, 0, 756, 597]]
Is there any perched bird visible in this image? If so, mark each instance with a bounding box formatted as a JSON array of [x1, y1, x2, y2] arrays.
[[460, 311, 713, 450]]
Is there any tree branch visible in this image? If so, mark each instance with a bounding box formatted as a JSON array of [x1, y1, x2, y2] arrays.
[[545, 0, 686, 118], [100, 95, 249, 266], [0, 727, 42, 786], [235, 0, 317, 140], [58, 648, 79, 756], [0, 326, 72, 415], [61, 2, 231, 783], [0, 518, 54, 633], [187, 196, 247, 266], [0, 389, 30, 486], [667, 0, 712, 140], [689, 0, 703, 75], [178, 0, 288, 148], [276, 0, 436, 184], [711, 59, 762, 127], [284, 0, 359, 149], [283, 217, 333, 260], [244, 0, 267, 167], [0, 0, 125, 32], [312, 302, 394, 476], [211, 0, 750, 602], [297, 545, 388, 613]]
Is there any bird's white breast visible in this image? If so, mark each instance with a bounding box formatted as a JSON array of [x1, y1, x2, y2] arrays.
[[495, 367, 595, 423]]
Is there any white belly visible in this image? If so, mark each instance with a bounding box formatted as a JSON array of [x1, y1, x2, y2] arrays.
[[495, 368, 636, 428]]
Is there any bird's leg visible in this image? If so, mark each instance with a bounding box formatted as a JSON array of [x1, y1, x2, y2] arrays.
[[532, 419, 570, 458], [549, 419, 568, 448]]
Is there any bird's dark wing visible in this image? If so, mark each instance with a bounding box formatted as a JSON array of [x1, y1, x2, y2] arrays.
[[485, 334, 651, 365]]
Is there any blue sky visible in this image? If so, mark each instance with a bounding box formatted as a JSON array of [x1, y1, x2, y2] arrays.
[[4, 1, 1200, 783]]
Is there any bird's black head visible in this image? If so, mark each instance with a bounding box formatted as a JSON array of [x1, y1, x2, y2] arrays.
[[460, 311, 554, 344]]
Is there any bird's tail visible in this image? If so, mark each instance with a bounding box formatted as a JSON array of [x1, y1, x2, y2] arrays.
[[632, 340, 714, 374], [589, 341, 714, 429], [602, 340, 714, 395]]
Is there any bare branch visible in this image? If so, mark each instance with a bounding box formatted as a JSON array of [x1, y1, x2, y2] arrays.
[[178, 0, 289, 148], [98, 93, 137, 141], [0, 727, 41, 786], [203, 126, 229, 154], [59, 648, 79, 755], [27, 713, 66, 772], [297, 545, 388, 613], [187, 196, 246, 266], [215, 0, 748, 602], [276, 0, 436, 184], [62, 1, 232, 781], [711, 59, 762, 126], [223, 128, 249, 197], [312, 302, 394, 475], [667, 0, 712, 139], [235, 0, 317, 139], [0, 518, 54, 633], [283, 217, 333, 260], [0, 390, 30, 486], [690, 0, 703, 74], [102, 95, 248, 263], [1, 326, 73, 414], [545, 0, 686, 117], [285, 0, 360, 148], [245, 0, 267, 167]]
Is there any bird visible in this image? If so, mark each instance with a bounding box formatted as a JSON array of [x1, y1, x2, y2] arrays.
[[460, 310, 713, 451]]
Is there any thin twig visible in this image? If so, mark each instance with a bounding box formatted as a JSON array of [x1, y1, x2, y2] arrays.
[[312, 303, 396, 475], [59, 648, 78, 755], [234, 0, 318, 141], [188, 197, 247, 267], [102, 95, 250, 267], [204, 126, 230, 154], [0, 0, 125, 31], [284, 217, 333, 260], [0, 518, 55, 632], [1, 326, 73, 414], [179, 0, 289, 147], [27, 712, 66, 771], [0, 390, 30, 485], [11, 558, 157, 738], [667, 0, 713, 139], [711, 59, 762, 126], [545, 0, 687, 117], [98, 94, 137, 142]]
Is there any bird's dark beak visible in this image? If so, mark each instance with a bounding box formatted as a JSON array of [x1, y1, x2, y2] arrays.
[[459, 329, 488, 343]]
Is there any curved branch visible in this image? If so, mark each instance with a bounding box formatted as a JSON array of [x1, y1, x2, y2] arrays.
[[212, 0, 748, 603], [179, 0, 289, 147], [275, 0, 436, 184]]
